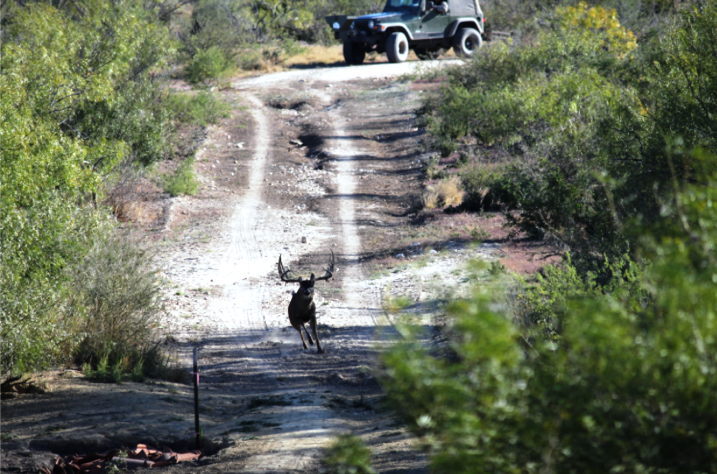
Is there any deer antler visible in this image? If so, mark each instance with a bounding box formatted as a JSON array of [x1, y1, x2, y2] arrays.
[[278, 255, 303, 283], [314, 250, 335, 282]]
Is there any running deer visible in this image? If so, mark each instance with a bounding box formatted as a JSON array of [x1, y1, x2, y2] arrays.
[[277, 251, 335, 354]]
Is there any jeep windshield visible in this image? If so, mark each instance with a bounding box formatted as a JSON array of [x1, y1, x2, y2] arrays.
[[383, 0, 421, 12]]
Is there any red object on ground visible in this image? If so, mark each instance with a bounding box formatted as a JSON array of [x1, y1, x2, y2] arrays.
[[40, 444, 202, 473]]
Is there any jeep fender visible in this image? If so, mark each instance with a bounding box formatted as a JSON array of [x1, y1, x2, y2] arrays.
[[381, 24, 414, 41], [446, 18, 483, 38]]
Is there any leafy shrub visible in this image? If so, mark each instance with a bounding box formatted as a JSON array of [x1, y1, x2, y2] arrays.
[[185, 46, 229, 84], [382, 153, 717, 473], [322, 434, 375, 474], [0, 0, 176, 377], [421, 0, 717, 270], [514, 253, 646, 338], [163, 157, 199, 197], [0, 202, 108, 377], [167, 91, 230, 126], [459, 163, 497, 211]]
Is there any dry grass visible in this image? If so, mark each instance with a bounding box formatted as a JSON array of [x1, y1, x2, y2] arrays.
[[423, 176, 464, 209], [226, 44, 460, 79], [284, 44, 346, 67]]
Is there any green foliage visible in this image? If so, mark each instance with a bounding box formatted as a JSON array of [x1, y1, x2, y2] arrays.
[[459, 162, 496, 211], [163, 157, 200, 197], [0, 203, 108, 375], [167, 91, 230, 126], [177, 0, 384, 58], [0, 0, 175, 377], [423, 0, 717, 269], [323, 434, 376, 474], [185, 46, 230, 84], [515, 253, 646, 338], [382, 153, 717, 473]]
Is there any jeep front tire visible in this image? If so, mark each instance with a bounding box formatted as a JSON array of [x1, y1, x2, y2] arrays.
[[453, 28, 482, 57], [386, 32, 409, 63], [343, 41, 366, 65]]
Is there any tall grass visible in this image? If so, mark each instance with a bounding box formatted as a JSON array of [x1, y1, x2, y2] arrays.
[[70, 233, 173, 381]]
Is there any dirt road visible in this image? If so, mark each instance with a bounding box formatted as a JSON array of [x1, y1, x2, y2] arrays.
[[2, 59, 507, 473]]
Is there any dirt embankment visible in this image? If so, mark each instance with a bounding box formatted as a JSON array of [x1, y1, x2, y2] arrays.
[[1, 61, 554, 474]]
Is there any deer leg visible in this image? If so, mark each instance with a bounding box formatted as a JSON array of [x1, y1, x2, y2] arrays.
[[310, 316, 325, 354], [296, 326, 309, 350], [302, 324, 315, 345]]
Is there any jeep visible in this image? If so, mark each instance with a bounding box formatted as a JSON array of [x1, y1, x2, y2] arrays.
[[326, 0, 484, 64]]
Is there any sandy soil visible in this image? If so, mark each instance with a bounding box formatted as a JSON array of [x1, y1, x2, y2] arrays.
[[1, 59, 553, 473]]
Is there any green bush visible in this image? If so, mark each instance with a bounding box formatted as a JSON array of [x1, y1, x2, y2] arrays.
[[163, 158, 199, 197], [0, 0, 176, 377], [322, 434, 375, 474], [0, 201, 108, 376], [459, 163, 497, 211], [421, 0, 717, 270], [514, 253, 646, 339], [167, 91, 230, 126], [185, 46, 229, 84], [382, 152, 717, 473]]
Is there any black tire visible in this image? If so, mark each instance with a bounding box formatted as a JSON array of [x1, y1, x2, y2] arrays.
[[452, 28, 482, 57], [386, 32, 409, 63], [343, 41, 366, 65], [415, 47, 442, 60]]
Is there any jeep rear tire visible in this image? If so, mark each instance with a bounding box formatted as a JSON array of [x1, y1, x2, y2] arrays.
[[343, 41, 366, 65], [386, 32, 409, 63], [453, 28, 482, 57]]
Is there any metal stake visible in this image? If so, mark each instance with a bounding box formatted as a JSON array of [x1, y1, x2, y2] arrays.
[[193, 347, 201, 450]]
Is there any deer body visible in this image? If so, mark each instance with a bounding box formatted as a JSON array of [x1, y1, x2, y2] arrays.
[[278, 252, 334, 354]]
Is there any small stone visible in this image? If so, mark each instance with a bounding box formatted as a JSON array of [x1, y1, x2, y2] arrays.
[[301, 236, 307, 243], [290, 139, 303, 146], [429, 249, 438, 254], [396, 253, 405, 259]]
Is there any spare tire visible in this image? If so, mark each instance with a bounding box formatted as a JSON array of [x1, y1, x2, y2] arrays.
[[452, 28, 482, 58], [386, 32, 409, 63], [343, 41, 366, 65]]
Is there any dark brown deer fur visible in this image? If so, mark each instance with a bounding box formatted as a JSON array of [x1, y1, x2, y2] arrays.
[[277, 252, 334, 354]]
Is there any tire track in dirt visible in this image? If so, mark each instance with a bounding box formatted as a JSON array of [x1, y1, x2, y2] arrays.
[[209, 93, 271, 333], [208, 92, 349, 473], [313, 90, 382, 327]]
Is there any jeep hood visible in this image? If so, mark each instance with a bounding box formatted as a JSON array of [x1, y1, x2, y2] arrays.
[[356, 12, 402, 21]]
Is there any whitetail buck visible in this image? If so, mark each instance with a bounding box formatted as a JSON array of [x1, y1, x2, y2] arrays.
[[277, 251, 335, 354]]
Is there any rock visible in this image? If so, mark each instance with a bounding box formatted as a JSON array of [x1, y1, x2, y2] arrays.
[[396, 253, 405, 259], [301, 236, 307, 243], [290, 139, 303, 146]]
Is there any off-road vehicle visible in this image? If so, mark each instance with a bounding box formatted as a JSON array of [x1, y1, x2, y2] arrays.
[[326, 0, 484, 64]]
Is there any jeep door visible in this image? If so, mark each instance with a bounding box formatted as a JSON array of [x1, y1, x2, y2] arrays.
[[419, 1, 452, 39]]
